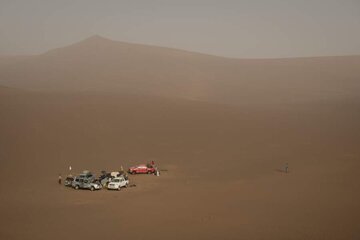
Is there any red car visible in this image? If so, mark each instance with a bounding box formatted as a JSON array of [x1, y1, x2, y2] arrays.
[[129, 163, 156, 174]]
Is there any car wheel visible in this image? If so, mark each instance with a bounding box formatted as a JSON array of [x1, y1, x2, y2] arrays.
[[125, 183, 128, 188], [75, 185, 79, 190], [117, 186, 121, 191], [90, 186, 95, 191], [147, 171, 151, 174]]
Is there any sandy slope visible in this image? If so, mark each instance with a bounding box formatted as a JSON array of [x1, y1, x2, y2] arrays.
[[0, 36, 359, 104], [0, 36, 359, 239], [0, 89, 359, 240]]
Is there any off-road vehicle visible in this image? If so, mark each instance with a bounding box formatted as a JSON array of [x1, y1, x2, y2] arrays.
[[107, 176, 129, 191], [72, 177, 102, 191]]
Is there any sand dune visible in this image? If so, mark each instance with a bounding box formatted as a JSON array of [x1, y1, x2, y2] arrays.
[[0, 36, 359, 104], [0, 37, 360, 239]]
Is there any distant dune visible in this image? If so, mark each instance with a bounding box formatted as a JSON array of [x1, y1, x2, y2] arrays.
[[1, 35, 359, 104]]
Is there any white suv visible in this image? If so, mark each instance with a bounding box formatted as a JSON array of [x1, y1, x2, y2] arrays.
[[107, 176, 129, 191]]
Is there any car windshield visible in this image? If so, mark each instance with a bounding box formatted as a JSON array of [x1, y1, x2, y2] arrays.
[[112, 179, 120, 182]]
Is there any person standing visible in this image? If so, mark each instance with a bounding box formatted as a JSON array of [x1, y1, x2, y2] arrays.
[[284, 163, 289, 173], [58, 174, 62, 185]]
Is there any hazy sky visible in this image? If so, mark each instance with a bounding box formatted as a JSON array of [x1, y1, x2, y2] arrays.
[[0, 0, 360, 58]]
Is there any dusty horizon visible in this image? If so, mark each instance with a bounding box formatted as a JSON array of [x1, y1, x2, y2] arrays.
[[2, 34, 360, 60], [1, 0, 360, 58]]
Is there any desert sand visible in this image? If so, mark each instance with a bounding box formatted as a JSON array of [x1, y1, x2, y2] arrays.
[[0, 37, 360, 240]]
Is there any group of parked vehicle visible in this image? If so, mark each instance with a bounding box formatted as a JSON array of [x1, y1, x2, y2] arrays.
[[64, 163, 159, 191]]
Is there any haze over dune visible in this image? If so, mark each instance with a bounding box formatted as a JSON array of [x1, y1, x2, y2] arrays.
[[1, 35, 360, 104], [0, 36, 360, 240]]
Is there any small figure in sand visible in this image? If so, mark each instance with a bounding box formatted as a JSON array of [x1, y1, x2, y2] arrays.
[[284, 163, 289, 173], [58, 174, 62, 185]]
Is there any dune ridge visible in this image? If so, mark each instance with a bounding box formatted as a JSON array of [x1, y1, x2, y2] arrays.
[[0, 35, 359, 104]]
